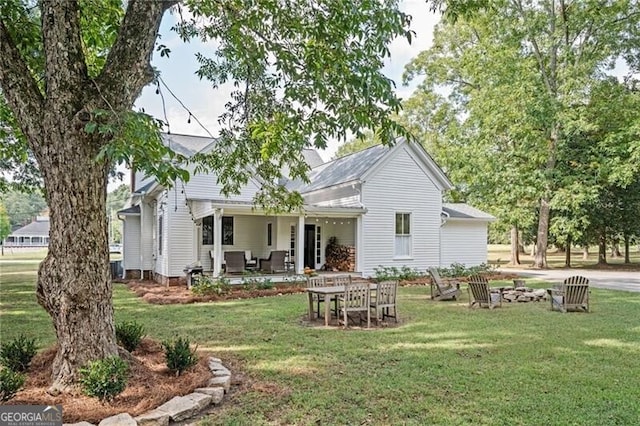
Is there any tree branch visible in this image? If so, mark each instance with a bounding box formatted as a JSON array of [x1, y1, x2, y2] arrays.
[[96, 0, 178, 111], [0, 20, 44, 147]]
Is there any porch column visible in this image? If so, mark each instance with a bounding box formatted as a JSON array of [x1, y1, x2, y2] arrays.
[[356, 215, 364, 274], [213, 208, 223, 277], [296, 214, 304, 274]]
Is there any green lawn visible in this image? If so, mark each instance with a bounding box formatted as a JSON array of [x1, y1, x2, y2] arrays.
[[2, 260, 640, 425]]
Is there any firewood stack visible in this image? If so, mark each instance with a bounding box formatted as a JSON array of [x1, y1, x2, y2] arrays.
[[325, 237, 355, 272]]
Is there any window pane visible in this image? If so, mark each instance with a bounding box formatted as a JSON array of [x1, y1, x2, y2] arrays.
[[222, 216, 234, 245], [403, 213, 410, 234], [158, 215, 163, 255], [267, 223, 272, 246], [395, 213, 402, 234], [202, 216, 213, 245], [395, 235, 411, 257]]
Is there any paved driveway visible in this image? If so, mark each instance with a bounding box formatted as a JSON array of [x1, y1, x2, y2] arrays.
[[500, 267, 640, 293]]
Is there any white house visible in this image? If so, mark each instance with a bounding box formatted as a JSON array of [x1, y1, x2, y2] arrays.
[[119, 133, 494, 284], [3, 216, 50, 247]]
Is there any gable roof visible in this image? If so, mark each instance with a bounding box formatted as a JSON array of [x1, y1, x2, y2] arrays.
[[442, 203, 495, 221], [286, 144, 388, 193], [11, 218, 50, 236], [286, 138, 453, 194], [117, 205, 141, 216], [162, 133, 214, 156]]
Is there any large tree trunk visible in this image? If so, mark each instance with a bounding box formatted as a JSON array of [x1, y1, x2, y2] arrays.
[[610, 237, 621, 258], [534, 197, 550, 268], [36, 128, 117, 393], [510, 225, 521, 265], [0, 0, 174, 394]]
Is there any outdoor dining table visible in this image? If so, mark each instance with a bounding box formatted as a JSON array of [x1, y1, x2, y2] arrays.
[[306, 282, 377, 327]]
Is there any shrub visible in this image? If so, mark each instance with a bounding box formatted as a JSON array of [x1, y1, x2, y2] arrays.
[[78, 356, 129, 402], [163, 337, 198, 376], [437, 262, 496, 278], [0, 368, 25, 402], [191, 275, 230, 296], [374, 265, 426, 282], [115, 321, 145, 352], [241, 276, 275, 290], [0, 334, 37, 372]]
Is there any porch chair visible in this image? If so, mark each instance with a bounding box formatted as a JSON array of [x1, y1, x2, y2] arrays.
[[244, 250, 258, 270], [467, 274, 503, 309], [547, 276, 590, 313], [338, 280, 371, 328], [428, 267, 461, 301], [260, 250, 287, 273], [370, 280, 398, 323], [224, 251, 246, 274]]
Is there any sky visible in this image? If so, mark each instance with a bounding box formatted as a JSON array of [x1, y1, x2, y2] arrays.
[[134, 1, 440, 161]]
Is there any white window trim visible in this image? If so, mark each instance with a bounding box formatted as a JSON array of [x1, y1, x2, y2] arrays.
[[394, 211, 412, 259]]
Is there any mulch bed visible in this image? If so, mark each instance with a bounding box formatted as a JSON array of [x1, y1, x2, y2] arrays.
[[8, 339, 211, 424]]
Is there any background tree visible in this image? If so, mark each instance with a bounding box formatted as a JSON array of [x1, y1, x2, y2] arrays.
[[0, 0, 411, 393], [0, 202, 10, 255], [106, 184, 130, 243], [404, 0, 640, 267], [0, 189, 48, 227]]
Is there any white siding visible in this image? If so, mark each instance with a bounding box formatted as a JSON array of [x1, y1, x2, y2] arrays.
[[165, 186, 197, 277], [440, 221, 488, 267], [122, 216, 140, 270], [183, 167, 260, 202], [361, 146, 442, 277], [140, 202, 155, 271]]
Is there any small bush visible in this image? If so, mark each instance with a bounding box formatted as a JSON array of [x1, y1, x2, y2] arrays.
[[115, 321, 146, 352], [241, 276, 274, 290], [78, 356, 129, 402], [191, 276, 230, 296], [0, 368, 25, 402], [437, 262, 496, 278], [0, 334, 37, 372], [163, 337, 198, 376], [374, 265, 426, 282]]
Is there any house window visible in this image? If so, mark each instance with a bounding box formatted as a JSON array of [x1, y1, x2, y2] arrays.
[[158, 215, 163, 255], [202, 216, 214, 245], [267, 223, 273, 246], [202, 215, 234, 245], [222, 216, 234, 245], [395, 212, 411, 257], [289, 225, 296, 258]]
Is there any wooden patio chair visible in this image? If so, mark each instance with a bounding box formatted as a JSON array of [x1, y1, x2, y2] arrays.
[[260, 250, 287, 273], [224, 251, 246, 274], [428, 267, 461, 301], [370, 280, 398, 323], [547, 276, 590, 313], [338, 281, 371, 328], [467, 274, 502, 309], [307, 276, 337, 319]]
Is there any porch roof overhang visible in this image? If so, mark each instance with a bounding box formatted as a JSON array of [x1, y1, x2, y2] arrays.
[[187, 198, 366, 220]]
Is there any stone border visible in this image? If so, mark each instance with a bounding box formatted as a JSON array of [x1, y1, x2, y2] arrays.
[[64, 357, 231, 426]]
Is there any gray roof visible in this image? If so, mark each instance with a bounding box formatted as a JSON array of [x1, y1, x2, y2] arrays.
[[11, 219, 50, 236], [117, 205, 141, 215], [302, 149, 324, 168], [161, 133, 215, 156], [442, 203, 495, 220], [286, 144, 388, 193]]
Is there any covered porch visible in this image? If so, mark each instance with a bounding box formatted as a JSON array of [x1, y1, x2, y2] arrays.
[[188, 199, 365, 277]]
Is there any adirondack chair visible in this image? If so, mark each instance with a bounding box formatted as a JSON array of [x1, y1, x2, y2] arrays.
[[428, 267, 461, 301], [370, 280, 398, 323], [467, 274, 502, 309], [547, 275, 590, 313]]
